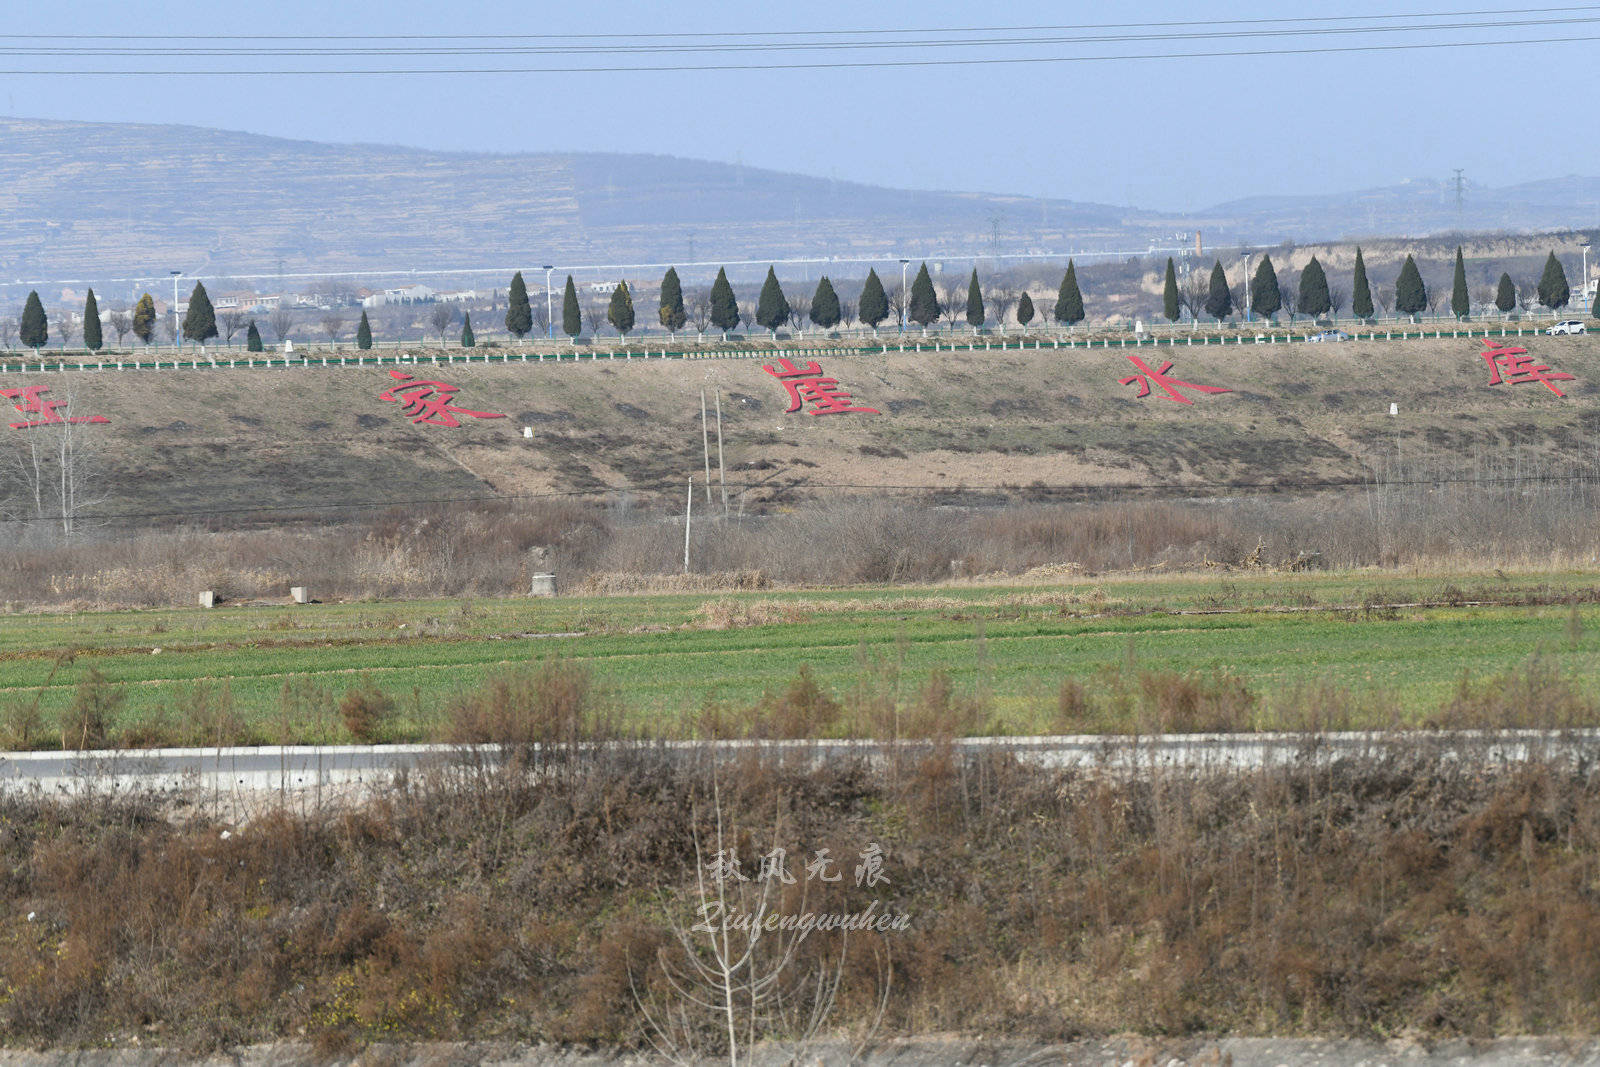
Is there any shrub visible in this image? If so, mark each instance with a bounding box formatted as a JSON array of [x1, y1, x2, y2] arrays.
[[60, 668, 123, 750], [339, 675, 396, 742]]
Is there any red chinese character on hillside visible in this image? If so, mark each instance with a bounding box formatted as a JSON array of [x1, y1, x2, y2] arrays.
[[0, 386, 110, 429], [1481, 340, 1574, 398], [1118, 356, 1232, 405], [762, 358, 880, 416], [378, 371, 507, 426]]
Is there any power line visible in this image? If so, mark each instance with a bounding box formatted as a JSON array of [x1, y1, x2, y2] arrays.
[[6, 17, 1597, 56], [0, 20, 1596, 74], [4, 7, 1595, 41]]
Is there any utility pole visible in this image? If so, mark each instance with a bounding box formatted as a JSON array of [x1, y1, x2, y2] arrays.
[[542, 265, 554, 339], [700, 389, 712, 502], [683, 477, 693, 573], [169, 270, 182, 349], [716, 388, 728, 519]]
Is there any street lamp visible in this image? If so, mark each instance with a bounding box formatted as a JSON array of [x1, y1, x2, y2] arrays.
[[1580, 243, 1591, 310], [169, 270, 182, 348], [542, 265, 554, 339], [1241, 254, 1252, 323], [899, 258, 910, 333]]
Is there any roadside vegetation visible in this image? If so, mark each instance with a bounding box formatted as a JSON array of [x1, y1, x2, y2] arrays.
[[4, 727, 1600, 1051]]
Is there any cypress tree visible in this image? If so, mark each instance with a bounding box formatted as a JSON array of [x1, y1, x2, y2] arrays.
[[246, 320, 263, 352], [1017, 291, 1035, 329], [965, 269, 985, 329], [561, 276, 581, 339], [460, 313, 475, 348], [1351, 248, 1375, 321], [607, 280, 636, 336], [132, 293, 156, 345], [1250, 255, 1282, 321], [1054, 261, 1085, 325], [19, 291, 47, 349], [755, 267, 790, 336], [82, 289, 103, 352], [1448, 247, 1470, 320], [1395, 255, 1427, 319], [1162, 258, 1180, 322], [1593, 282, 1600, 321], [357, 310, 373, 350], [505, 271, 532, 338], [810, 277, 841, 329], [182, 281, 218, 346], [1537, 252, 1570, 310], [1204, 261, 1233, 323], [658, 267, 687, 335], [709, 268, 739, 335], [1496, 273, 1517, 315], [1299, 257, 1331, 319], [858, 269, 889, 334], [908, 263, 939, 330]]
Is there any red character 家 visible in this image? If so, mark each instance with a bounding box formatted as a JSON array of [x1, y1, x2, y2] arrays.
[[378, 371, 507, 426]]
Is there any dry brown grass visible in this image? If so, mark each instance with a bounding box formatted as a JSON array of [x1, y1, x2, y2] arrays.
[[4, 469, 1600, 609], [4, 740, 1600, 1050]]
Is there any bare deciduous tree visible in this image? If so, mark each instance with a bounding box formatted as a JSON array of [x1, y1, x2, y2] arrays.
[[0, 316, 16, 350], [786, 293, 811, 337], [886, 285, 905, 332], [321, 314, 346, 344], [583, 302, 606, 337], [939, 281, 964, 332], [108, 312, 132, 348], [2, 388, 106, 544], [54, 316, 77, 351], [689, 294, 712, 341], [1180, 273, 1208, 329], [430, 304, 454, 343], [988, 287, 1017, 333], [1328, 287, 1348, 322], [217, 310, 245, 346], [1279, 279, 1299, 322], [268, 308, 295, 344], [630, 775, 888, 1067]]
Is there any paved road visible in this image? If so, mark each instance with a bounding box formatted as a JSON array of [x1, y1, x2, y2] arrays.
[[2, 730, 1595, 797]]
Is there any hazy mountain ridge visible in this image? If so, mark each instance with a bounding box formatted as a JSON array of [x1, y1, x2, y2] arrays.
[[1, 116, 1596, 287]]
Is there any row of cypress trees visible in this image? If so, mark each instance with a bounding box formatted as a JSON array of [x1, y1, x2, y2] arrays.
[[1160, 249, 1583, 325], [10, 281, 391, 353], [502, 262, 1090, 340], [12, 253, 1588, 353]]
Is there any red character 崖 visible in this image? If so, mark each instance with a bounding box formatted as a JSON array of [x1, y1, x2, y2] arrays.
[[762, 358, 880, 416], [1481, 340, 1574, 398]]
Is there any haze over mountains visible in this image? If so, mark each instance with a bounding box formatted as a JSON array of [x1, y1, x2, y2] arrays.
[[2, 116, 1598, 291]]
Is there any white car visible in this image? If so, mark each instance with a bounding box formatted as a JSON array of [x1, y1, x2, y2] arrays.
[[1546, 320, 1586, 335]]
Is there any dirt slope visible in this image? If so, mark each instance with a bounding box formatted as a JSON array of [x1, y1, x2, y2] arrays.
[[2, 333, 1596, 521]]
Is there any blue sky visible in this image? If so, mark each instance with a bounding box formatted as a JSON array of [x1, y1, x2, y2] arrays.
[[3, 0, 1596, 211]]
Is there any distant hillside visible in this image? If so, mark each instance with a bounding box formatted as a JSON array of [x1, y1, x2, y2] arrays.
[[3, 116, 1600, 287], [0, 117, 1149, 285]]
